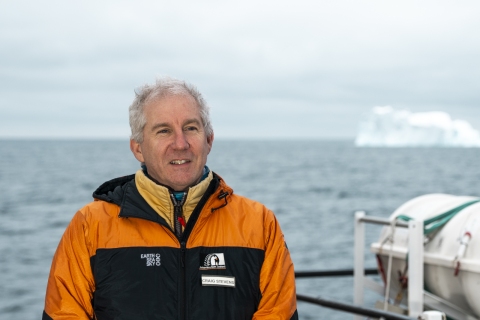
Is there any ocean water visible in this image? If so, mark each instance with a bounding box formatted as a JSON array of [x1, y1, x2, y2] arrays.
[[1, 140, 479, 320]]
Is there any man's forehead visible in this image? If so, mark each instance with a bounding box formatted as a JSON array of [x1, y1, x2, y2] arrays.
[[144, 96, 203, 129], [147, 92, 197, 106], [146, 94, 199, 112]]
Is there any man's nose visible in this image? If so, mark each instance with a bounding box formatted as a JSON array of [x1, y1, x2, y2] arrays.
[[172, 132, 190, 150]]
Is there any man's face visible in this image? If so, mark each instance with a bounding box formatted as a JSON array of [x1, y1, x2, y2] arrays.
[[130, 94, 214, 191]]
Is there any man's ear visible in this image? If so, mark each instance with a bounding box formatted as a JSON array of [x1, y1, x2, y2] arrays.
[[206, 132, 214, 153], [130, 139, 145, 163]]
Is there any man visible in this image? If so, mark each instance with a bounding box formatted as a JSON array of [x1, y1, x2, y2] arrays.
[[43, 77, 298, 319]]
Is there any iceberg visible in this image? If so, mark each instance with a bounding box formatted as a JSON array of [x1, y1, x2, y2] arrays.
[[355, 106, 480, 147]]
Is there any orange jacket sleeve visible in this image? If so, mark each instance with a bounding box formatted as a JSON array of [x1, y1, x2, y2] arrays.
[[44, 209, 95, 319], [253, 210, 298, 319]]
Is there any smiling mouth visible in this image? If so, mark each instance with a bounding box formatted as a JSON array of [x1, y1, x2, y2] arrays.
[[170, 160, 190, 165]]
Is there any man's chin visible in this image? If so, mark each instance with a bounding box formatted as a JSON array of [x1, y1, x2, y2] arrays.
[[168, 177, 202, 192]]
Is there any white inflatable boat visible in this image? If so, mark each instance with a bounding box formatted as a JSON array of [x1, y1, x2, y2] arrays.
[[370, 194, 480, 319]]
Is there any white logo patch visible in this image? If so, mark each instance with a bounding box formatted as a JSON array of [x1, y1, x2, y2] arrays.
[[141, 253, 161, 266], [199, 253, 226, 270], [201, 275, 235, 288]]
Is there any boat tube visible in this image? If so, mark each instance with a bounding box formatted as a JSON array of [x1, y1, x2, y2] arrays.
[[371, 194, 480, 318]]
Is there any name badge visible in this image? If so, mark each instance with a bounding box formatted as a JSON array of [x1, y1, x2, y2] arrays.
[[201, 275, 236, 288]]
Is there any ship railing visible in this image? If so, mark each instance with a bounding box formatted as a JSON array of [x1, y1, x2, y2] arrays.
[[295, 265, 420, 319], [295, 292, 417, 320], [293, 211, 477, 319]]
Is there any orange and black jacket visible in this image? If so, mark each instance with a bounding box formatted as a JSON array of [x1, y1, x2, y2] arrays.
[[43, 173, 298, 319]]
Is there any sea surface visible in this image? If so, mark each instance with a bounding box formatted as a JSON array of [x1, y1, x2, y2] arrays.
[[1, 140, 479, 320]]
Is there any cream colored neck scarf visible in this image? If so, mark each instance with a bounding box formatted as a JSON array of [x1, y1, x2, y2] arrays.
[[135, 169, 213, 231]]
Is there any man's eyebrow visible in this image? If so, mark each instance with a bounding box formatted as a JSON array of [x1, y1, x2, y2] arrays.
[[149, 119, 202, 132], [184, 119, 202, 126], [150, 122, 169, 132]]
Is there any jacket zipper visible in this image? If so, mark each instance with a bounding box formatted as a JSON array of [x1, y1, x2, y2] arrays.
[[170, 193, 187, 320], [180, 241, 186, 320], [170, 193, 186, 238]]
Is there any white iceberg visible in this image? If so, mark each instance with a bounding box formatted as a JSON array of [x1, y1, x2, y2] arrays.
[[355, 106, 480, 147]]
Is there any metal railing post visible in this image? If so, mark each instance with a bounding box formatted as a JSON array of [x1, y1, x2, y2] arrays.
[[354, 211, 366, 320], [408, 219, 424, 317]]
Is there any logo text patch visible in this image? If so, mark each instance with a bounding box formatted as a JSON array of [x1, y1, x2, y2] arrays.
[[141, 253, 161, 267], [199, 253, 226, 270]]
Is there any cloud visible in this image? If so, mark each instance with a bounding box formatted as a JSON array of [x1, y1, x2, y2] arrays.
[[1, 0, 479, 138]]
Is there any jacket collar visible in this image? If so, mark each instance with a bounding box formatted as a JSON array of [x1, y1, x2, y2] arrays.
[[92, 172, 233, 226]]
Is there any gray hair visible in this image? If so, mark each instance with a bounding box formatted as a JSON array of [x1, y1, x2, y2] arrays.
[[129, 77, 213, 143]]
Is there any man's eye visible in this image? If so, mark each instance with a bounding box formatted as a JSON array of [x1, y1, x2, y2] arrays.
[[157, 129, 169, 134], [185, 126, 198, 131]]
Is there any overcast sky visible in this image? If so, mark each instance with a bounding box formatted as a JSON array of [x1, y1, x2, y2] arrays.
[[1, 0, 479, 140]]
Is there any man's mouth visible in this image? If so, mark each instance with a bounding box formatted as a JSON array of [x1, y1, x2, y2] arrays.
[[170, 160, 190, 165]]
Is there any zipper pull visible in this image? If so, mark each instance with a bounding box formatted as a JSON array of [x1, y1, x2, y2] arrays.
[[178, 216, 186, 227]]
